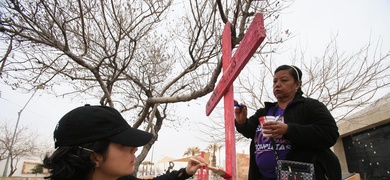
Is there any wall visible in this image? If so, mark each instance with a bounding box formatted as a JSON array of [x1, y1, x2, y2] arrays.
[[334, 94, 390, 178], [236, 152, 249, 180]]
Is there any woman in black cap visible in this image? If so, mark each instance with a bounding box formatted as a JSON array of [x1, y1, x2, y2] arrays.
[[43, 105, 207, 180], [235, 65, 341, 180]]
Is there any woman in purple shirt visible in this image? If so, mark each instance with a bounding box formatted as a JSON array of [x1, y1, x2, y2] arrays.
[[235, 65, 341, 180]]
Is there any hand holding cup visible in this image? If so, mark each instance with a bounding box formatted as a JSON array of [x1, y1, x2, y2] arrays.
[[259, 116, 276, 137]]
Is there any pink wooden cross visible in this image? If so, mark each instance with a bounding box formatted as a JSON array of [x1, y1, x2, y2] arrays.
[[205, 13, 266, 180]]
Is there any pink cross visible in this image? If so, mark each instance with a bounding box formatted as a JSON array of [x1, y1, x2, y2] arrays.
[[205, 13, 266, 180]]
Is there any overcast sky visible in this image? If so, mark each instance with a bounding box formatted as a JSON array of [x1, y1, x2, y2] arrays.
[[1, 0, 389, 168]]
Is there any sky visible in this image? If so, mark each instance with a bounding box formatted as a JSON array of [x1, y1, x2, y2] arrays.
[[1, 0, 390, 171]]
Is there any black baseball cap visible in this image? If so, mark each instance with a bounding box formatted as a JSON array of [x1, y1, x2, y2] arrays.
[[54, 104, 153, 148]]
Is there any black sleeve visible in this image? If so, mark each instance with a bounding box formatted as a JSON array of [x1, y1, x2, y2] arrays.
[[118, 168, 192, 180], [285, 99, 339, 149], [155, 168, 192, 180]]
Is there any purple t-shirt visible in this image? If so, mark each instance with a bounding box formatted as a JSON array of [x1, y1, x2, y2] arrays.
[[255, 107, 291, 179]]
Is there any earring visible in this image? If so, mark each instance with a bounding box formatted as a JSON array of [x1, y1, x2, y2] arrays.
[[94, 161, 99, 167]]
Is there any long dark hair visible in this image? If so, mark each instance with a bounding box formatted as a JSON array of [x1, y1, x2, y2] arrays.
[[43, 140, 110, 180], [274, 65, 303, 95]]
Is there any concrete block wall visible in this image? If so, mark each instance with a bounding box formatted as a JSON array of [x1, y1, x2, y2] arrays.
[[334, 94, 390, 173]]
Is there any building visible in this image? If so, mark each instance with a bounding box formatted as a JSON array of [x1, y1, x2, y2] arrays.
[[334, 93, 390, 179]]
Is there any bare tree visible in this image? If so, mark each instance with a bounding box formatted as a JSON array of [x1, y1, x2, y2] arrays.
[[0, 122, 40, 177], [244, 36, 390, 120], [200, 35, 390, 144], [0, 0, 292, 175]]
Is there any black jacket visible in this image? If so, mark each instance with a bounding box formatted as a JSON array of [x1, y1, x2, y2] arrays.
[[236, 94, 341, 180], [118, 168, 192, 180]]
